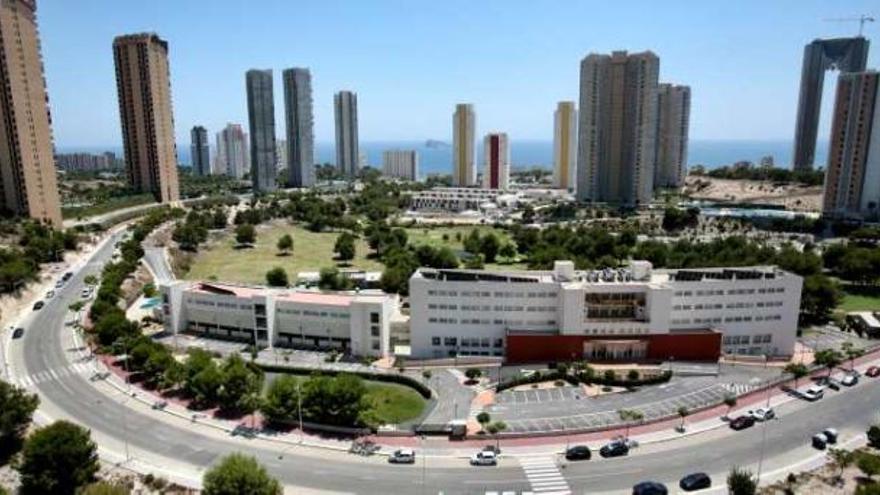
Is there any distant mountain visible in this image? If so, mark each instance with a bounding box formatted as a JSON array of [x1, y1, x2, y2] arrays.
[[425, 139, 450, 149]]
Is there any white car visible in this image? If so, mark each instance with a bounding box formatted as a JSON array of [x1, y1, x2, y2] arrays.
[[388, 448, 416, 464], [470, 450, 497, 466], [55, 280, 64, 289], [81, 287, 92, 298], [841, 374, 859, 386], [45, 290, 55, 299], [748, 407, 775, 421], [802, 385, 825, 401]]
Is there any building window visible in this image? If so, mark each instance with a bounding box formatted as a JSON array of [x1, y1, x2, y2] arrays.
[[370, 312, 380, 323], [444, 337, 457, 347], [432, 337, 441, 346]]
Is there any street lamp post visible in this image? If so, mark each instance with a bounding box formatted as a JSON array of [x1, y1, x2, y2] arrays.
[[297, 381, 304, 444], [755, 363, 772, 484]]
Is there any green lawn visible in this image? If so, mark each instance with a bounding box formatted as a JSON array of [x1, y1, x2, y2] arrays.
[[62, 193, 156, 220], [364, 382, 426, 424], [839, 284, 880, 312], [185, 224, 383, 284]]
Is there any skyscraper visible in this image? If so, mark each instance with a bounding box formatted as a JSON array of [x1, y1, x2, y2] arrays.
[[113, 32, 180, 203], [190, 126, 210, 176], [382, 150, 419, 181], [483, 133, 510, 190], [334, 90, 359, 177], [283, 68, 315, 188], [654, 84, 691, 189], [821, 71, 880, 220], [0, 0, 61, 226], [246, 69, 277, 192], [215, 124, 248, 178], [576, 50, 659, 206], [453, 104, 476, 187], [553, 101, 577, 191], [793, 37, 870, 171]]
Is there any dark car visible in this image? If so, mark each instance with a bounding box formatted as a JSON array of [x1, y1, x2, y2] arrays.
[[729, 415, 756, 431], [62, 272, 73, 281], [565, 445, 591, 461], [632, 481, 668, 495], [599, 440, 629, 458], [817, 376, 840, 391], [12, 327, 24, 339], [867, 366, 880, 377], [32, 300, 44, 311], [679, 472, 712, 491]]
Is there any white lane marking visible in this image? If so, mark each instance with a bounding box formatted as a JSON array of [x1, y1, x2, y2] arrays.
[[518, 456, 571, 495]]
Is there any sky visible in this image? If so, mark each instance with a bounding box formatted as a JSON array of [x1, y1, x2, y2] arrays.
[[39, 0, 880, 148]]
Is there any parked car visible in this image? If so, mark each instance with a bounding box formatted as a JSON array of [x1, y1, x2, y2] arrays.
[[729, 415, 756, 431], [388, 449, 416, 464], [748, 407, 775, 421], [470, 451, 497, 466], [32, 300, 44, 311], [565, 445, 591, 461], [12, 327, 24, 339], [817, 377, 840, 391], [46, 290, 55, 299], [802, 385, 825, 401], [866, 366, 880, 377], [841, 374, 859, 387], [55, 280, 64, 289], [599, 439, 629, 458], [679, 472, 711, 491], [62, 272, 73, 281], [81, 287, 92, 298], [811, 428, 838, 450], [632, 481, 668, 495]]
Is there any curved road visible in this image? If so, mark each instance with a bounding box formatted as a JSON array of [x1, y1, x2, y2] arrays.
[[5, 232, 879, 494]]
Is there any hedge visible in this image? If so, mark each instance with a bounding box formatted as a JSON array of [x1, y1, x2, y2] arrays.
[[258, 364, 432, 399], [496, 369, 672, 392]]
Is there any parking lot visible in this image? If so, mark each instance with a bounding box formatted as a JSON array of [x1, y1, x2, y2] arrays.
[[799, 326, 874, 353], [488, 364, 782, 434]]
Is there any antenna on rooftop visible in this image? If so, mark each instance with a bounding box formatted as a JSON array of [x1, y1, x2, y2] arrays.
[[823, 14, 875, 36]]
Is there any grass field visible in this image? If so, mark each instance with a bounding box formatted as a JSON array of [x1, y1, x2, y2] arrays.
[[185, 224, 383, 284], [185, 223, 527, 283], [364, 382, 426, 424], [839, 284, 880, 312]]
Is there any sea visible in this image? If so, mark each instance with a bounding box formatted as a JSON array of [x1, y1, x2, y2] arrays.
[[59, 139, 829, 179]]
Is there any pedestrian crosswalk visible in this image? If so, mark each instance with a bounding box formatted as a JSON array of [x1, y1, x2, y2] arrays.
[[518, 457, 571, 494], [12, 362, 95, 387]]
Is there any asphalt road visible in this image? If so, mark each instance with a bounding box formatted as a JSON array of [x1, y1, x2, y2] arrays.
[[7, 232, 880, 494]]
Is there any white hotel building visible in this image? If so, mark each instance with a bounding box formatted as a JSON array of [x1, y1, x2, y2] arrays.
[[408, 261, 802, 362], [160, 281, 400, 357]]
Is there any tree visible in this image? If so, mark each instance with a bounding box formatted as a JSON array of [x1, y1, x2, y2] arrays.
[[235, 223, 256, 246], [84, 274, 98, 286], [841, 342, 864, 371], [498, 243, 517, 262], [218, 354, 263, 414], [318, 267, 349, 291], [487, 420, 507, 450], [276, 234, 293, 256], [265, 267, 288, 287], [17, 420, 99, 495], [0, 379, 38, 458], [465, 368, 482, 383], [421, 370, 432, 382], [463, 229, 482, 254], [801, 274, 842, 323], [677, 406, 690, 432], [334, 232, 356, 264], [723, 394, 737, 420], [814, 349, 843, 377], [868, 425, 880, 449], [521, 204, 536, 224], [202, 453, 282, 495], [480, 232, 501, 263], [783, 362, 809, 389], [300, 373, 368, 426], [859, 453, 880, 482], [261, 375, 301, 425], [627, 369, 640, 381], [476, 412, 491, 432], [618, 409, 644, 439], [727, 467, 757, 495], [828, 448, 854, 484]]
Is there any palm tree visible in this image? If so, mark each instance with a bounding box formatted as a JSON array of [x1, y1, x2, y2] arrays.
[[487, 421, 507, 451], [723, 394, 737, 420], [618, 409, 644, 440], [827, 448, 853, 485], [814, 349, 843, 377], [841, 342, 864, 372]]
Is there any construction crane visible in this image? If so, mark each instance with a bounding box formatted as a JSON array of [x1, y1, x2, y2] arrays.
[[823, 14, 875, 36]]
